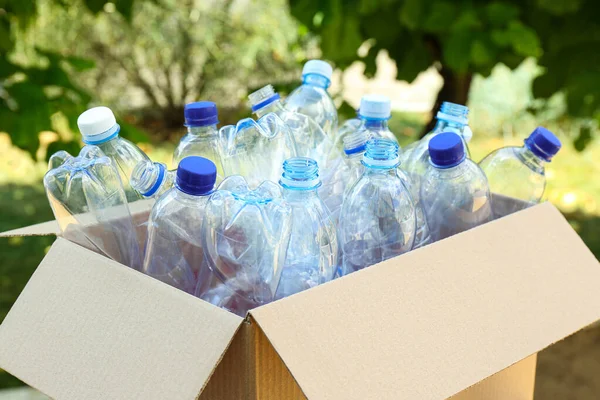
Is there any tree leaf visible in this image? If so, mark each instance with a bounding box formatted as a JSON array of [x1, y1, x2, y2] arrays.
[[573, 125, 592, 152], [114, 0, 135, 22], [536, 0, 583, 15], [485, 2, 520, 27], [399, 0, 425, 30], [422, 1, 457, 33]]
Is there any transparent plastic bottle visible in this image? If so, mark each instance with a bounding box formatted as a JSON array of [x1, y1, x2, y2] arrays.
[[77, 106, 150, 202], [198, 176, 292, 316], [421, 132, 492, 242], [173, 101, 225, 181], [285, 59, 338, 139], [219, 112, 297, 187], [401, 102, 472, 183], [330, 116, 362, 157], [339, 139, 416, 276], [130, 160, 175, 199], [276, 158, 338, 298], [142, 156, 217, 294], [249, 85, 331, 167], [479, 127, 561, 217], [44, 145, 143, 270]]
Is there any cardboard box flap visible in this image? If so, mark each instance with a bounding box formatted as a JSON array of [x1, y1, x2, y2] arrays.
[[250, 202, 600, 400], [0, 220, 59, 237], [0, 237, 243, 400]]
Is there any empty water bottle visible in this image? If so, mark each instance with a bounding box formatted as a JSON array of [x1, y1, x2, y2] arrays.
[[331, 115, 362, 156], [356, 95, 398, 143], [276, 158, 338, 298], [130, 160, 175, 199], [198, 176, 292, 315], [173, 102, 225, 180], [219, 113, 297, 186], [479, 127, 561, 217], [44, 145, 143, 269], [77, 106, 150, 202], [339, 139, 416, 276], [285, 59, 338, 138], [249, 85, 331, 166], [143, 156, 217, 294], [421, 132, 492, 242]]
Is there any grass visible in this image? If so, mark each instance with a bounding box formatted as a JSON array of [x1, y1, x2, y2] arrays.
[[0, 116, 599, 389]]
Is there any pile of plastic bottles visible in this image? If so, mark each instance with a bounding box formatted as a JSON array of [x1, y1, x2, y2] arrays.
[[43, 60, 562, 316]]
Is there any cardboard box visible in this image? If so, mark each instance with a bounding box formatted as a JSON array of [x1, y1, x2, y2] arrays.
[[1, 201, 600, 399]]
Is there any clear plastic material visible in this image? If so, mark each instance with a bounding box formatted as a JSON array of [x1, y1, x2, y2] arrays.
[[331, 117, 362, 157], [130, 160, 175, 199], [219, 113, 297, 187], [173, 125, 224, 180], [285, 73, 338, 139], [421, 158, 492, 242], [249, 85, 332, 167], [479, 146, 547, 217], [339, 139, 416, 276], [276, 158, 338, 298], [198, 176, 292, 315], [43, 146, 143, 270]]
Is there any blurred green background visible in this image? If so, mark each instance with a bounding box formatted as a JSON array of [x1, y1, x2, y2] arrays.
[[1, 0, 600, 398]]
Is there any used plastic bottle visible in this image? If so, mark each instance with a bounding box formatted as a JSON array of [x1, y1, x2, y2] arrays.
[[401, 102, 472, 183], [44, 145, 143, 270], [276, 157, 338, 298], [77, 106, 150, 202], [285, 59, 338, 139], [219, 112, 297, 187], [479, 126, 561, 217], [198, 175, 292, 316], [339, 139, 416, 276], [130, 160, 175, 199], [420, 132, 492, 242], [173, 101, 224, 180], [249, 85, 331, 167], [142, 156, 217, 294]]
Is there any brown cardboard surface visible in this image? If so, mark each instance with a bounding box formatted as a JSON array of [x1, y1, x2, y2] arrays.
[[450, 354, 536, 400], [0, 220, 59, 237], [250, 203, 600, 400], [0, 237, 242, 400]]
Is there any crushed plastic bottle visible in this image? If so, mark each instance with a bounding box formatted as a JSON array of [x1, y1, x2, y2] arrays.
[[143, 156, 217, 293], [479, 126, 561, 217], [173, 101, 225, 180], [219, 112, 297, 187], [198, 176, 292, 315], [249, 85, 331, 167], [77, 106, 150, 202], [339, 139, 416, 276], [276, 157, 338, 298], [420, 132, 492, 242], [130, 160, 175, 199], [44, 145, 143, 269], [285, 59, 338, 138]]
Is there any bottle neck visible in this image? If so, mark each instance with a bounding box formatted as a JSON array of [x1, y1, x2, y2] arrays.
[[254, 99, 285, 118], [431, 160, 470, 179], [187, 125, 218, 137], [363, 118, 389, 131], [364, 165, 397, 177], [302, 73, 330, 89], [517, 146, 546, 173], [174, 187, 212, 202], [434, 119, 467, 135], [282, 187, 319, 202]]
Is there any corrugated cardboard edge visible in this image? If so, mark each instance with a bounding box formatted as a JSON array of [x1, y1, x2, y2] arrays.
[[0, 237, 243, 400], [250, 203, 600, 400], [0, 220, 59, 237]]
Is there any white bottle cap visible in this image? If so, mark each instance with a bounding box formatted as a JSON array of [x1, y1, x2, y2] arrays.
[[77, 106, 118, 142], [359, 95, 391, 119], [302, 60, 333, 80]]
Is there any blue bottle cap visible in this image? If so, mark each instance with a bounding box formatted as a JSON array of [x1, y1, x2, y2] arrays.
[[524, 127, 561, 161], [176, 156, 217, 195], [184, 102, 219, 127], [428, 132, 465, 168]]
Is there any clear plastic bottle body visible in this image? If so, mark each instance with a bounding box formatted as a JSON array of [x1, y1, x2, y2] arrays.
[[362, 119, 398, 143], [44, 145, 143, 270], [276, 158, 338, 299], [479, 146, 546, 217], [143, 188, 211, 294], [331, 117, 362, 157], [420, 160, 492, 242], [250, 86, 331, 167], [94, 135, 150, 202], [285, 74, 338, 139], [173, 125, 224, 180], [199, 176, 292, 315], [339, 140, 416, 276]]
